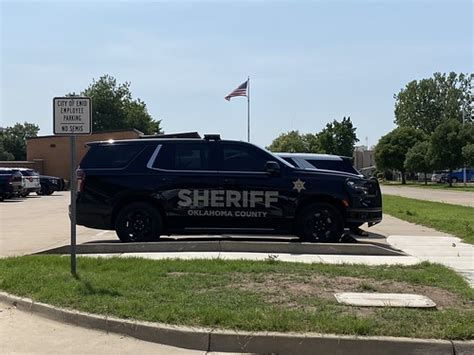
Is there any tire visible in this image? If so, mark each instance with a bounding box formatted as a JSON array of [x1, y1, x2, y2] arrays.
[[115, 202, 162, 243], [21, 191, 29, 198], [451, 177, 458, 183], [37, 184, 53, 196], [295, 203, 343, 243]]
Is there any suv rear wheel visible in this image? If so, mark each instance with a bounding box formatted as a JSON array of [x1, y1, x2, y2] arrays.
[[115, 202, 162, 242], [296, 203, 343, 243]]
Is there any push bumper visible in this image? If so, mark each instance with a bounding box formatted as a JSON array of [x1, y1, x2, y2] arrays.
[[345, 208, 382, 226]]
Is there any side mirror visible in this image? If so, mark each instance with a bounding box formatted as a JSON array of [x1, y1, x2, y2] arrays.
[[265, 161, 280, 176]]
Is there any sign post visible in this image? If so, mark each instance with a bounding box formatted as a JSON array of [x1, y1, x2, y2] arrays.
[[53, 97, 92, 276]]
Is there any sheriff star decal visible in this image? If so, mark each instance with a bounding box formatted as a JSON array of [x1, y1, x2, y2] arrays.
[[292, 178, 306, 193]]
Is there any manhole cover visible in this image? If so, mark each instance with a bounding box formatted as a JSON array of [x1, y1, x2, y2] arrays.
[[334, 292, 436, 308]]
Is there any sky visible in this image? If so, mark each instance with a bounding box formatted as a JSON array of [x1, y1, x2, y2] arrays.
[[1, 0, 472, 148]]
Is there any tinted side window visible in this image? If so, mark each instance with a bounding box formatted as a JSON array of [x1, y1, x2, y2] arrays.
[[81, 145, 144, 168], [220, 143, 269, 172], [154, 143, 210, 170]]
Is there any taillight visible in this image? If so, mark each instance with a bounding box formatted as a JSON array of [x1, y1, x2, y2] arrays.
[[76, 169, 85, 192]]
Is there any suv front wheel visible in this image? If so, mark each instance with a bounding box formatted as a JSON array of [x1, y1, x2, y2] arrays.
[[115, 202, 162, 242], [296, 203, 343, 243]]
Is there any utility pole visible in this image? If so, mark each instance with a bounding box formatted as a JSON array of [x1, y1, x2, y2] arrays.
[[462, 105, 467, 186]]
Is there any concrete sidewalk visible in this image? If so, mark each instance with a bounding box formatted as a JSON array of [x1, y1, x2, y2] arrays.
[[381, 185, 474, 207], [388, 235, 473, 286], [0, 301, 203, 355]]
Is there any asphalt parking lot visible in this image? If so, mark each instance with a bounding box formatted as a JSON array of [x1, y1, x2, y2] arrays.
[[0, 193, 112, 257]]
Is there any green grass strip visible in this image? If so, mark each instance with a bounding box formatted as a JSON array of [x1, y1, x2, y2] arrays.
[[383, 195, 474, 244], [0, 256, 472, 340]]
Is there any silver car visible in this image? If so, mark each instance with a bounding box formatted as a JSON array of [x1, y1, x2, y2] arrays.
[[276, 153, 362, 176], [0, 168, 41, 197]]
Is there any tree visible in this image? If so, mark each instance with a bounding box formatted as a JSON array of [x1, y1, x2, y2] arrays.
[[462, 144, 474, 167], [317, 117, 359, 157], [430, 119, 467, 186], [79, 75, 162, 134], [302, 133, 321, 153], [374, 127, 425, 184], [394, 72, 472, 135], [0, 122, 40, 160], [0, 134, 15, 161], [404, 141, 433, 185], [267, 130, 307, 152]]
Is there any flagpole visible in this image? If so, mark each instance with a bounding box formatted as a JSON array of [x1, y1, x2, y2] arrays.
[[247, 76, 250, 142]]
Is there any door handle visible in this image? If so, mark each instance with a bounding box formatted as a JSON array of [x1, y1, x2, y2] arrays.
[[223, 178, 236, 184]]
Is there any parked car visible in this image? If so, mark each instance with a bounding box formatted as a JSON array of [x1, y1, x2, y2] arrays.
[[0, 170, 22, 201], [76, 135, 382, 243], [431, 170, 449, 183], [38, 175, 65, 195], [445, 168, 474, 183], [15, 168, 41, 196], [0, 167, 41, 197], [276, 153, 361, 176]]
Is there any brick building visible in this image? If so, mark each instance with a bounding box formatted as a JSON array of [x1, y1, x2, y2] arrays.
[[26, 129, 143, 179]]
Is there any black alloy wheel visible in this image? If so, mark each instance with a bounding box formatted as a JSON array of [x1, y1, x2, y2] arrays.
[[115, 202, 161, 243], [296, 203, 343, 243]]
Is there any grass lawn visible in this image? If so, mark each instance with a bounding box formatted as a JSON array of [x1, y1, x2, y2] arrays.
[[383, 195, 474, 244], [381, 181, 474, 193], [0, 256, 473, 340]]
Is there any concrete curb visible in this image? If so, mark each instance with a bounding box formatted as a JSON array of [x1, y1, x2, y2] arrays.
[[1, 291, 471, 354], [36, 240, 405, 256]]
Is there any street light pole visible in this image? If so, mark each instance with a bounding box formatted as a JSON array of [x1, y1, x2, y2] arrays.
[[462, 105, 467, 186]]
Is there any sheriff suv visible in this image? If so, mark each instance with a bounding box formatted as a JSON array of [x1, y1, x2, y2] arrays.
[[76, 136, 382, 243]]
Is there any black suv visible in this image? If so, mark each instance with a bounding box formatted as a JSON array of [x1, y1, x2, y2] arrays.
[[76, 136, 382, 243]]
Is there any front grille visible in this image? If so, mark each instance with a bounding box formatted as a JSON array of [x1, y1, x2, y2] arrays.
[[366, 179, 379, 196]]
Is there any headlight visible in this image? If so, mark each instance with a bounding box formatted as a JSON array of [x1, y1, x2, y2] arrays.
[[346, 179, 369, 194]]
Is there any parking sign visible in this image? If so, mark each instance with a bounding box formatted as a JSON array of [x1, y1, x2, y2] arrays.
[[53, 96, 92, 276], [53, 97, 92, 135]]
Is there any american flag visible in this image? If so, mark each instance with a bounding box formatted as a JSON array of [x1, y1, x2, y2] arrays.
[[224, 80, 248, 101]]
